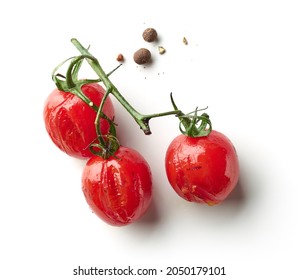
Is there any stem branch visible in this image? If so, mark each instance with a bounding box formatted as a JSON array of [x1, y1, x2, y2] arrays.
[[71, 38, 181, 135]]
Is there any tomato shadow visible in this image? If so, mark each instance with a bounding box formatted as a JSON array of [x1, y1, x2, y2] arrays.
[[200, 175, 248, 221], [135, 196, 161, 227], [174, 178, 247, 233], [224, 177, 247, 207]]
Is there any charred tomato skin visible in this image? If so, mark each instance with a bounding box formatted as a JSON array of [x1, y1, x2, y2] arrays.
[[165, 130, 239, 205], [82, 146, 153, 226], [43, 83, 115, 159]]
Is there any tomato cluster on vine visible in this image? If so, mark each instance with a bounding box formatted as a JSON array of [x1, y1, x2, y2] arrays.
[[43, 38, 240, 227]]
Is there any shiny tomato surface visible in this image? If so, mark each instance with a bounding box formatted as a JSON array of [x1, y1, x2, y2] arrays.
[[43, 83, 115, 159], [82, 147, 153, 226], [165, 130, 239, 205]]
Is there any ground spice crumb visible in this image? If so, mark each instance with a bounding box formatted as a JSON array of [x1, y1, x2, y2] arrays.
[[158, 46, 166, 54], [116, 54, 124, 62], [183, 37, 188, 45]]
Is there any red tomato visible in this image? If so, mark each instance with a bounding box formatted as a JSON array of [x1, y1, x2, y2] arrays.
[[82, 146, 152, 226], [165, 130, 239, 205], [43, 83, 115, 159]]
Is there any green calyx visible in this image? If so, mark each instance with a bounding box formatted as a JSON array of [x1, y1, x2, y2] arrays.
[[170, 93, 212, 137], [90, 89, 120, 159]]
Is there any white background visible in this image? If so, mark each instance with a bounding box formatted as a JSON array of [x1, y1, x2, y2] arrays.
[[1, 0, 299, 279]]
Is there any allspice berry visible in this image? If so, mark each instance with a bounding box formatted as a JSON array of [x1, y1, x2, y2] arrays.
[[142, 28, 158, 42], [133, 48, 151, 65]]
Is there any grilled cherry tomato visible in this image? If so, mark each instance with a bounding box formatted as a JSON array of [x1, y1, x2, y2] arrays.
[[43, 83, 114, 159], [165, 130, 239, 205], [82, 146, 152, 226]]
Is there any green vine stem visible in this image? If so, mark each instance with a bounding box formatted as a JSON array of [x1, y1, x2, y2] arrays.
[[52, 55, 123, 112], [52, 38, 212, 158], [71, 38, 181, 135]]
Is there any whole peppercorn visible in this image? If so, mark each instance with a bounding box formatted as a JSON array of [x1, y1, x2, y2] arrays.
[[133, 48, 151, 65], [142, 28, 158, 42]]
